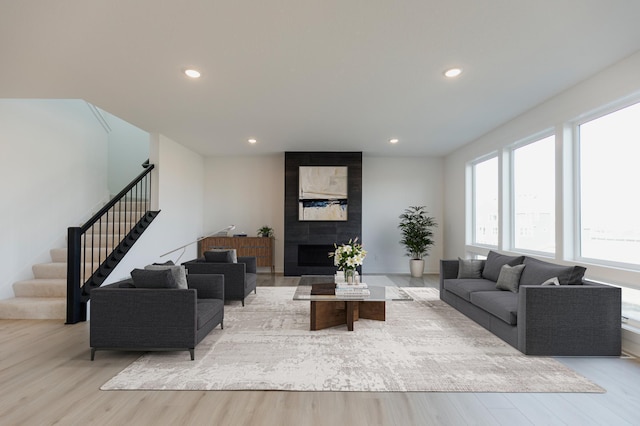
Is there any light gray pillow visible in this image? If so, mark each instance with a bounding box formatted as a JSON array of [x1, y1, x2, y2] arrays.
[[457, 258, 484, 279], [131, 268, 178, 289], [482, 251, 525, 282], [145, 264, 188, 289], [541, 276, 560, 286], [496, 264, 526, 293]]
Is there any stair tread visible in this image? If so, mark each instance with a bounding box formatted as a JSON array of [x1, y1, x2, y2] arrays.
[[0, 297, 65, 319]]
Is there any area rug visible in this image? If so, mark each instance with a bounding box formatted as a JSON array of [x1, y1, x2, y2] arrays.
[[101, 286, 604, 392]]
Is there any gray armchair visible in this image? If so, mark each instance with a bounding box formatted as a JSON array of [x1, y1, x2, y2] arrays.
[[90, 273, 224, 360], [183, 256, 257, 306]]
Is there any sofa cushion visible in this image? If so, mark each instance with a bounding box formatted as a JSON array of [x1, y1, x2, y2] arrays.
[[482, 251, 525, 282], [130, 268, 178, 289], [495, 264, 526, 293], [443, 278, 498, 301], [519, 257, 586, 286], [470, 291, 518, 325], [457, 258, 484, 279], [196, 299, 224, 329], [145, 264, 188, 289], [204, 250, 235, 263]]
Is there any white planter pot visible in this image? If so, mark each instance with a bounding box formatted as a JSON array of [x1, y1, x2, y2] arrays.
[[410, 259, 425, 278]]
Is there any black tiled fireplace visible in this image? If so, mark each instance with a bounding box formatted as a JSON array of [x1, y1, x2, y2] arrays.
[[284, 152, 362, 276]]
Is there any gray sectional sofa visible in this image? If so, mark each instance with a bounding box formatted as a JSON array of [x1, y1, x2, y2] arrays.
[[440, 251, 621, 356], [90, 272, 224, 360]]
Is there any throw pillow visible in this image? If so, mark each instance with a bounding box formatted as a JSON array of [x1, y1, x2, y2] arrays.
[[205, 248, 238, 263], [495, 264, 526, 293], [519, 257, 585, 286], [130, 268, 178, 289], [145, 264, 188, 289], [482, 251, 525, 282], [204, 250, 235, 263], [541, 277, 560, 286], [153, 260, 175, 266], [457, 258, 484, 279]]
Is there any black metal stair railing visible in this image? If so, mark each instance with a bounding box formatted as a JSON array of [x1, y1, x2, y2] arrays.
[[66, 163, 160, 324]]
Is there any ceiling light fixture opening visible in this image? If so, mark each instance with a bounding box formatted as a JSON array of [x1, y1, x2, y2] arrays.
[[444, 68, 462, 78], [248, 138, 257, 144], [389, 138, 399, 144], [184, 69, 201, 78]]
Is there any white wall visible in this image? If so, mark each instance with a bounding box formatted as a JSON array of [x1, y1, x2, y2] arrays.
[[103, 108, 150, 195], [202, 154, 443, 274], [0, 99, 109, 299], [104, 134, 205, 282], [443, 50, 640, 287], [362, 156, 443, 274], [203, 154, 285, 272]]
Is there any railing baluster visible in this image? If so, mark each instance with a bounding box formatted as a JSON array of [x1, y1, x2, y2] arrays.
[[66, 165, 156, 324]]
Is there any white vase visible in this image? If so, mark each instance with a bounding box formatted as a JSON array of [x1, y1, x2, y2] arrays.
[[409, 259, 425, 277]]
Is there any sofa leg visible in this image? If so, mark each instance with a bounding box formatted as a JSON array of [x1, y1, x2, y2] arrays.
[[254, 288, 257, 294], [189, 349, 195, 361], [90, 348, 96, 361], [221, 320, 224, 329], [242, 299, 245, 307]]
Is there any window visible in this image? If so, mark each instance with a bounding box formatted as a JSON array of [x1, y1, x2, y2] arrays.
[[472, 157, 499, 246], [578, 102, 640, 267], [512, 135, 555, 253]]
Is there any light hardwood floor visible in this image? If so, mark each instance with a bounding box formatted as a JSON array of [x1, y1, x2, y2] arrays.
[[1, 274, 639, 425]]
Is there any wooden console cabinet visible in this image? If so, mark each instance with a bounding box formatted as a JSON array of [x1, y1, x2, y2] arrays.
[[198, 237, 275, 273]]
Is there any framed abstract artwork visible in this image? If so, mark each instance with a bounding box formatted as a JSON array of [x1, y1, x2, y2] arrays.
[[298, 166, 348, 221]]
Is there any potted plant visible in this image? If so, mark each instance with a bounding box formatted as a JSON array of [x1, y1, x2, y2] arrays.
[[398, 206, 437, 277], [257, 225, 274, 238]]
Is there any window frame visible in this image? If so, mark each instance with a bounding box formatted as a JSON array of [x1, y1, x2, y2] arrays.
[[470, 154, 499, 249]]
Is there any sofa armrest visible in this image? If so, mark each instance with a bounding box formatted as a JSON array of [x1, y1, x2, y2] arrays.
[[90, 287, 198, 348], [187, 274, 224, 300], [439, 259, 459, 292], [517, 283, 621, 355], [238, 256, 257, 273]]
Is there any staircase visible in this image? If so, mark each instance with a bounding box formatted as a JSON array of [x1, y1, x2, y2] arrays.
[[0, 204, 150, 320]]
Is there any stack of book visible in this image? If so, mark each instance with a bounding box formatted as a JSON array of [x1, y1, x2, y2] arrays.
[[335, 282, 370, 297]]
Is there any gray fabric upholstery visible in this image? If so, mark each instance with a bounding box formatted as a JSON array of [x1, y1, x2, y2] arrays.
[[440, 258, 621, 356], [457, 258, 484, 279], [90, 274, 224, 360], [204, 250, 235, 263], [145, 264, 188, 289], [519, 257, 584, 286], [470, 291, 518, 325], [183, 256, 257, 306], [130, 268, 178, 288], [495, 264, 525, 293], [443, 278, 497, 301], [482, 251, 524, 282]]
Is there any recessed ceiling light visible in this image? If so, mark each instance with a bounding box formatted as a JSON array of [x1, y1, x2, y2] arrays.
[[389, 138, 399, 144], [248, 138, 257, 144], [184, 69, 201, 78], [444, 68, 462, 78]]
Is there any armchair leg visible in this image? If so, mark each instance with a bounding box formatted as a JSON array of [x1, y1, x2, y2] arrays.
[[90, 348, 96, 361], [221, 320, 224, 329], [189, 349, 195, 361], [254, 288, 257, 294], [242, 299, 245, 307]]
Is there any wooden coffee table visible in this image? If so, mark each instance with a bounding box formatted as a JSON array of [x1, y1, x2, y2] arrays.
[[293, 275, 412, 331]]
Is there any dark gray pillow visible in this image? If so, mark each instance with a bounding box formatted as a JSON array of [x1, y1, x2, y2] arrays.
[[145, 264, 188, 289], [482, 251, 525, 282], [130, 268, 178, 289], [204, 250, 234, 263], [496, 264, 526, 293], [519, 257, 583, 286], [457, 258, 484, 279], [153, 260, 175, 266]]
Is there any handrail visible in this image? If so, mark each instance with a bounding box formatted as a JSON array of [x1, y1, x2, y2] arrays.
[[80, 165, 154, 233], [66, 164, 159, 324]]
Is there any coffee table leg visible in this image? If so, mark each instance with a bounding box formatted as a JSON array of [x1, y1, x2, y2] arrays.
[[346, 301, 355, 331]]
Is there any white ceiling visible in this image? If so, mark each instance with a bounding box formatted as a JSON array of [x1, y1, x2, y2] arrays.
[[2, 1, 640, 157]]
